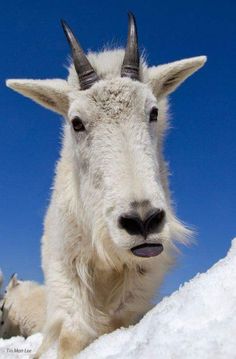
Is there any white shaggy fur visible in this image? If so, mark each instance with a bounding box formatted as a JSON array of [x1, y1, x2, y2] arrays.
[[0, 274, 46, 339], [6, 46, 206, 358]]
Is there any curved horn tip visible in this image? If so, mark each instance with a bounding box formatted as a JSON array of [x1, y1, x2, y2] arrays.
[[60, 19, 74, 44], [60, 19, 69, 35], [127, 12, 136, 22], [127, 13, 138, 43], [60, 19, 67, 28]]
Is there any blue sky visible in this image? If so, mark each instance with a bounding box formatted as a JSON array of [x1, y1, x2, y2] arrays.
[[0, 0, 235, 298]]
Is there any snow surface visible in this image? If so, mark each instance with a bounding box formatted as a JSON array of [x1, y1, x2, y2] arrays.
[[1, 239, 236, 359]]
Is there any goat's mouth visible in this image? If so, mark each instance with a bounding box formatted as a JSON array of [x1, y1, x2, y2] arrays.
[[131, 243, 163, 258]]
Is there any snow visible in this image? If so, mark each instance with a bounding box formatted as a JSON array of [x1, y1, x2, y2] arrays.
[[1, 239, 236, 359]]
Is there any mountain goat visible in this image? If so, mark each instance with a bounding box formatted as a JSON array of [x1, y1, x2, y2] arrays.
[[6, 13, 206, 359], [0, 274, 46, 339]]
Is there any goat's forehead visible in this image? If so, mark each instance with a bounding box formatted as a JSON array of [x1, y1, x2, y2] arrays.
[[69, 79, 155, 117]]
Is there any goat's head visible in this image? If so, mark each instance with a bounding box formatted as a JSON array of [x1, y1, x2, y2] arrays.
[[0, 274, 21, 338], [6, 14, 206, 263]]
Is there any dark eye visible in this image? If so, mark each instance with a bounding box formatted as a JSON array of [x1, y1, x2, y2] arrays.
[[149, 107, 158, 122], [71, 117, 86, 132]]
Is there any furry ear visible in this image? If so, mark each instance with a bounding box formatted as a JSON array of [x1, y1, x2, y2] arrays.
[[6, 79, 70, 115], [7, 273, 20, 290], [0, 269, 3, 289], [148, 56, 207, 98]]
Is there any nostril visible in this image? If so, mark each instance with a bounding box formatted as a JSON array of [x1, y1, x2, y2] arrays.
[[145, 209, 165, 235], [118, 213, 144, 236]]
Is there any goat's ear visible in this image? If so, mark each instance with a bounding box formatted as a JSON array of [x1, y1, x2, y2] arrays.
[[6, 79, 70, 115], [0, 269, 3, 288], [7, 273, 19, 290], [148, 56, 207, 98]]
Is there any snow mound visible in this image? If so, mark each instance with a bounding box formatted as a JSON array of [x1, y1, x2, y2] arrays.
[[1, 239, 236, 359]]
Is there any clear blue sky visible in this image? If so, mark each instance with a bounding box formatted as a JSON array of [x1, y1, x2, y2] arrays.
[[0, 0, 235, 297]]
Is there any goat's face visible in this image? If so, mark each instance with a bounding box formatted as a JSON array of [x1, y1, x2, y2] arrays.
[[6, 14, 206, 260], [67, 77, 169, 257]]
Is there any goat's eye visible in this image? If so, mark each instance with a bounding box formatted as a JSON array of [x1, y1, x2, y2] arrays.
[[71, 117, 85, 132], [149, 107, 158, 122]]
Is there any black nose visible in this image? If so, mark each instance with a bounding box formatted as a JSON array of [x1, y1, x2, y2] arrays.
[[145, 208, 166, 234], [119, 213, 144, 236], [118, 209, 165, 237]]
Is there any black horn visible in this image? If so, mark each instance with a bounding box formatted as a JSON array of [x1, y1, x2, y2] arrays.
[[61, 20, 99, 90], [121, 12, 140, 80], [0, 300, 5, 312]]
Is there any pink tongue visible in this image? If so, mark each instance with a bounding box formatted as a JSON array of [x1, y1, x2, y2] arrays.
[[131, 244, 163, 258]]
